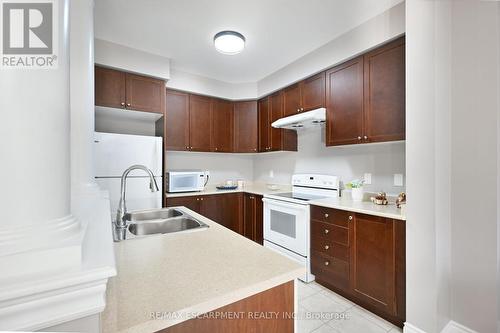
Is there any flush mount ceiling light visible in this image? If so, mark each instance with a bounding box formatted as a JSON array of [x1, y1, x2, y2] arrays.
[[213, 31, 245, 55]]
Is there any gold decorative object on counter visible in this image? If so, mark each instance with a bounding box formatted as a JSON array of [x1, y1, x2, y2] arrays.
[[370, 192, 388, 205], [396, 192, 406, 208]]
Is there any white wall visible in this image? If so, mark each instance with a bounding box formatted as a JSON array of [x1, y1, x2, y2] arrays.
[[406, 1, 499, 333], [253, 129, 405, 194], [95, 39, 170, 80], [166, 152, 254, 185], [257, 2, 405, 96]]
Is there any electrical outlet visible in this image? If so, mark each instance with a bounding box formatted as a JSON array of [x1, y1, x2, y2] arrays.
[[364, 173, 372, 185], [269, 170, 274, 179], [394, 174, 404, 186]]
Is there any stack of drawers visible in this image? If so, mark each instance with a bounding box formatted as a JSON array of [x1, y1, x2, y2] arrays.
[[310, 206, 352, 291]]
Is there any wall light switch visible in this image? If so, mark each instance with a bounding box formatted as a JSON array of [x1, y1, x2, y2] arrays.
[[364, 173, 372, 185], [269, 170, 274, 179], [394, 174, 404, 186]]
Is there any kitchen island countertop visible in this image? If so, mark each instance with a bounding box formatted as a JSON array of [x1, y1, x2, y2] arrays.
[[101, 207, 303, 333]]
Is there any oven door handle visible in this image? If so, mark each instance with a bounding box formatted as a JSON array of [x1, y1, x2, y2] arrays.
[[262, 197, 309, 210]]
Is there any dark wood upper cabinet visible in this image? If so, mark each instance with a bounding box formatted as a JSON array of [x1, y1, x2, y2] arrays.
[[212, 99, 234, 152], [125, 73, 165, 114], [258, 97, 270, 152], [350, 214, 397, 316], [95, 67, 126, 109], [234, 101, 258, 153], [326, 57, 364, 146], [283, 83, 302, 116], [325, 36, 405, 146], [269, 92, 283, 151], [189, 94, 212, 152], [363, 38, 405, 143], [95, 66, 165, 114], [165, 89, 189, 151], [301, 72, 325, 111]]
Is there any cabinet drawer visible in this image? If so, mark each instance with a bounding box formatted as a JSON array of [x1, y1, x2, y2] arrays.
[[311, 206, 353, 227], [311, 251, 349, 290], [311, 221, 349, 246], [311, 236, 349, 261]]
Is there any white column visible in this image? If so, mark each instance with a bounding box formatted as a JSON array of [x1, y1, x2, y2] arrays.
[[0, 0, 83, 277], [70, 0, 100, 202]]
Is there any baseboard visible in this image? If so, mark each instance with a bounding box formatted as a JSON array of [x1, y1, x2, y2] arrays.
[[441, 321, 478, 333], [404, 320, 478, 333], [404, 322, 428, 333]]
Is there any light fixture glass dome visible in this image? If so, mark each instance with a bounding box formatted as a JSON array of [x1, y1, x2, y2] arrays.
[[214, 31, 245, 55]]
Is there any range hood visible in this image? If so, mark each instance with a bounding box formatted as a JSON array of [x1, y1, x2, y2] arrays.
[[271, 108, 326, 130]]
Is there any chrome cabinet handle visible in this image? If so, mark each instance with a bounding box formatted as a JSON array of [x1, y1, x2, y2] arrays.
[[363, 135, 368, 140], [324, 261, 330, 266], [324, 229, 329, 234], [196, 198, 200, 201], [200, 197, 204, 201], [357, 136, 362, 140], [126, 103, 131, 107], [120, 102, 125, 106], [324, 245, 330, 250], [348, 215, 353, 221], [324, 213, 329, 218]]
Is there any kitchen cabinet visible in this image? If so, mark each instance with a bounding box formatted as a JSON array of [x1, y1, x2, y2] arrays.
[[363, 37, 405, 143], [258, 95, 297, 152], [166, 193, 243, 234], [325, 57, 364, 146], [310, 205, 405, 327], [326, 37, 405, 146], [283, 72, 325, 116], [212, 99, 234, 152], [243, 193, 263, 244], [95, 66, 165, 114], [233, 101, 258, 153], [165, 89, 190, 151], [189, 94, 213, 152]]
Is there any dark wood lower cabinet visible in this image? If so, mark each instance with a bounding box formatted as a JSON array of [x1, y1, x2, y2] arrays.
[[310, 205, 405, 327], [243, 194, 264, 244], [159, 281, 294, 333], [166, 193, 248, 236]]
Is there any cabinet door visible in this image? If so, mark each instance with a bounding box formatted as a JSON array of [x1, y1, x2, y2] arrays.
[[258, 97, 270, 152], [301, 72, 325, 111], [234, 101, 258, 153], [189, 95, 212, 151], [350, 214, 396, 315], [165, 196, 200, 213], [363, 37, 405, 143], [243, 193, 256, 241], [283, 84, 301, 116], [254, 195, 263, 245], [95, 66, 126, 109], [200, 195, 222, 222], [212, 99, 234, 152], [220, 193, 243, 234], [269, 92, 283, 151], [125, 73, 165, 113], [325, 57, 364, 146], [165, 90, 189, 151]]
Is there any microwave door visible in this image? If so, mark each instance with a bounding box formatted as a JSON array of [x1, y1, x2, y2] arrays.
[[170, 174, 201, 192]]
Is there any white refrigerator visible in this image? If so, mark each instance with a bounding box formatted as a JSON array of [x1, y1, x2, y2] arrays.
[[94, 132, 163, 221]]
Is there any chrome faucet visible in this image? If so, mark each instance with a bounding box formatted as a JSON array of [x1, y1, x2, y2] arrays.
[[115, 165, 159, 230]]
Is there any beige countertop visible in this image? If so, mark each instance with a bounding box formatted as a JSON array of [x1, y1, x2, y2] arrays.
[[310, 196, 406, 221], [165, 183, 292, 198], [101, 208, 304, 333]]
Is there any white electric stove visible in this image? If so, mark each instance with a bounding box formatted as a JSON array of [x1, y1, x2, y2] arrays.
[[263, 174, 339, 282]]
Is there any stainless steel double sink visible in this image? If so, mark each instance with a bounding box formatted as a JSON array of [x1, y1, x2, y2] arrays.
[[114, 207, 209, 241]]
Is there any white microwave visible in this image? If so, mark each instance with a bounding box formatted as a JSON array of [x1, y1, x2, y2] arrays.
[[166, 170, 208, 193]]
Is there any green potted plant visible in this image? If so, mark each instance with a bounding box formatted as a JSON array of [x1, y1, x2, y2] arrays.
[[345, 179, 365, 202]]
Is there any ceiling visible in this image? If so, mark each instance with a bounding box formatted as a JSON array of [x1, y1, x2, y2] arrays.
[[95, 0, 403, 83]]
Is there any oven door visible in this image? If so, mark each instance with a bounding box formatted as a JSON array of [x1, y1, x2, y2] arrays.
[[263, 198, 309, 257]]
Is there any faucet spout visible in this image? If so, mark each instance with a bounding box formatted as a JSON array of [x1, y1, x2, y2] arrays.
[[115, 164, 158, 229]]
